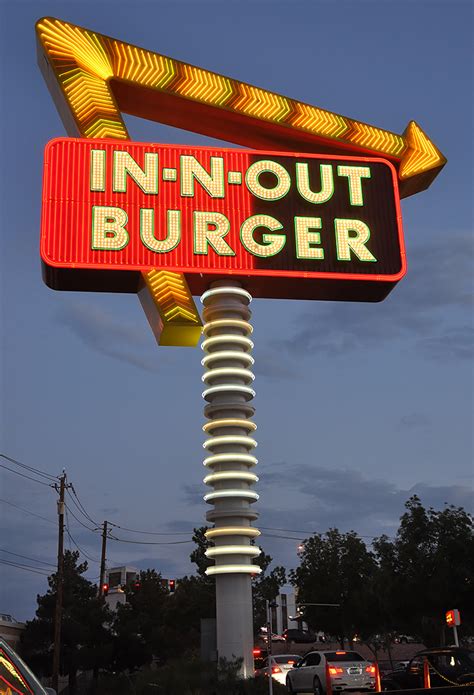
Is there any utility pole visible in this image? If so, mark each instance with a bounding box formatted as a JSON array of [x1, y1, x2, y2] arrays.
[[52, 472, 71, 693], [266, 600, 278, 695], [98, 520, 108, 596]]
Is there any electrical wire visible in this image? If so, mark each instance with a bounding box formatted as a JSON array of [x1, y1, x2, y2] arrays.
[[69, 485, 99, 526], [0, 453, 59, 482], [0, 557, 50, 576], [0, 462, 54, 487], [64, 503, 98, 533], [107, 521, 190, 536], [64, 507, 100, 564], [0, 498, 56, 526], [0, 548, 56, 569], [108, 534, 192, 546], [65, 488, 98, 528]]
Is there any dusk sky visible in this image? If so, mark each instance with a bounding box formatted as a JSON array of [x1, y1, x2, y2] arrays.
[[1, 0, 472, 622]]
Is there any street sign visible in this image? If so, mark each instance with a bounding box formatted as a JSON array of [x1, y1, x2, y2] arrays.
[[41, 139, 406, 303], [36, 16, 444, 345]]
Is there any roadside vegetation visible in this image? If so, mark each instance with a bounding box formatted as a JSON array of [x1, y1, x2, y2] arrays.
[[19, 496, 473, 693]]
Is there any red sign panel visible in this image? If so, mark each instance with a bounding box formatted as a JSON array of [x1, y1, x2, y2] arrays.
[[41, 138, 405, 301]]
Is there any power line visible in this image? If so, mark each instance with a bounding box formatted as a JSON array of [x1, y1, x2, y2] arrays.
[[68, 486, 99, 526], [64, 503, 98, 533], [108, 534, 192, 546], [0, 453, 59, 482], [0, 548, 56, 569], [107, 521, 190, 536], [0, 462, 54, 487], [64, 507, 100, 564], [0, 497, 56, 525], [0, 557, 50, 577]]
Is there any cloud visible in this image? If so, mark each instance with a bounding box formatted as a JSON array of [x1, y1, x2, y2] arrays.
[[56, 301, 170, 372], [396, 412, 430, 430], [182, 483, 205, 506], [280, 233, 473, 361], [256, 461, 474, 541], [253, 350, 301, 379]]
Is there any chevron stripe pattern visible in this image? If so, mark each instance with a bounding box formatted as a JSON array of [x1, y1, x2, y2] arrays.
[[347, 121, 406, 157], [109, 39, 176, 89], [230, 83, 291, 122], [290, 102, 348, 139], [36, 16, 445, 184], [172, 64, 233, 105], [399, 121, 443, 179], [37, 17, 203, 348], [142, 270, 203, 347]]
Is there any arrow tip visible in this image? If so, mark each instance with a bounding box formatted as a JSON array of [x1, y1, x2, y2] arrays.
[[399, 121, 446, 197]]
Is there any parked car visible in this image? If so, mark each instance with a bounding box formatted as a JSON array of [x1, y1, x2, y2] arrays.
[[381, 647, 474, 690], [284, 628, 317, 644], [286, 649, 376, 694], [260, 628, 287, 642], [394, 634, 417, 644], [255, 654, 300, 685], [0, 638, 56, 694], [253, 646, 268, 670]]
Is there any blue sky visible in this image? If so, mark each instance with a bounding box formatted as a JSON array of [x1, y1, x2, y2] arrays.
[[0, 0, 472, 621]]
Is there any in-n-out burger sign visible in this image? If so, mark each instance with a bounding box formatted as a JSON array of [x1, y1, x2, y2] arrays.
[[41, 139, 405, 301]]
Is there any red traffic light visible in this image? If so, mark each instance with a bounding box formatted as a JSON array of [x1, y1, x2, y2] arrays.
[[168, 579, 176, 593], [133, 580, 141, 591], [101, 582, 109, 596]]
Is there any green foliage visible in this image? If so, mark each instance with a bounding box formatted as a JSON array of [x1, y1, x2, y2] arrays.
[[111, 568, 169, 671], [190, 526, 214, 577], [289, 528, 378, 642], [252, 549, 286, 633], [133, 657, 288, 694], [372, 495, 474, 645], [20, 550, 112, 686]]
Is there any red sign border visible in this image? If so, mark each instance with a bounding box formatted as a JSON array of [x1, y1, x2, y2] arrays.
[[41, 138, 406, 285]]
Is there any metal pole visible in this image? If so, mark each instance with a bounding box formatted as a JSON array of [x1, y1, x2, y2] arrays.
[[98, 520, 108, 596], [201, 281, 261, 678], [266, 600, 274, 695], [453, 625, 459, 647], [52, 473, 66, 693]]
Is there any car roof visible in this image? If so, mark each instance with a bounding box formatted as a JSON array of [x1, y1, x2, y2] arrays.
[[416, 647, 473, 656]]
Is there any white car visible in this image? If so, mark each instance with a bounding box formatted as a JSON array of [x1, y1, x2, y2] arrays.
[[255, 654, 300, 685], [286, 649, 377, 694]]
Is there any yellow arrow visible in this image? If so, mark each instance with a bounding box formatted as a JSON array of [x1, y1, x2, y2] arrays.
[[37, 17, 202, 348], [37, 16, 446, 202]]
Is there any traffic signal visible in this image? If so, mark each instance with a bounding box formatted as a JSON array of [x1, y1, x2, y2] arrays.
[[446, 609, 461, 626], [132, 580, 141, 592], [101, 582, 109, 596], [168, 579, 176, 593]]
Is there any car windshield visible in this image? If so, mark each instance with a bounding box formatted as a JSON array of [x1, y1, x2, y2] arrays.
[[274, 656, 299, 664], [324, 651, 365, 662]]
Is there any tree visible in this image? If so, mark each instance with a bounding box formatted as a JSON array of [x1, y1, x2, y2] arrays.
[[20, 550, 112, 693], [252, 550, 286, 634], [111, 569, 169, 671], [290, 529, 378, 645], [190, 526, 213, 578], [373, 496, 474, 646]]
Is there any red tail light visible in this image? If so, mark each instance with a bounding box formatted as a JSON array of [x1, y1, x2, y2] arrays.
[[366, 665, 376, 675], [328, 666, 344, 676], [272, 666, 282, 674], [252, 648, 261, 656]]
